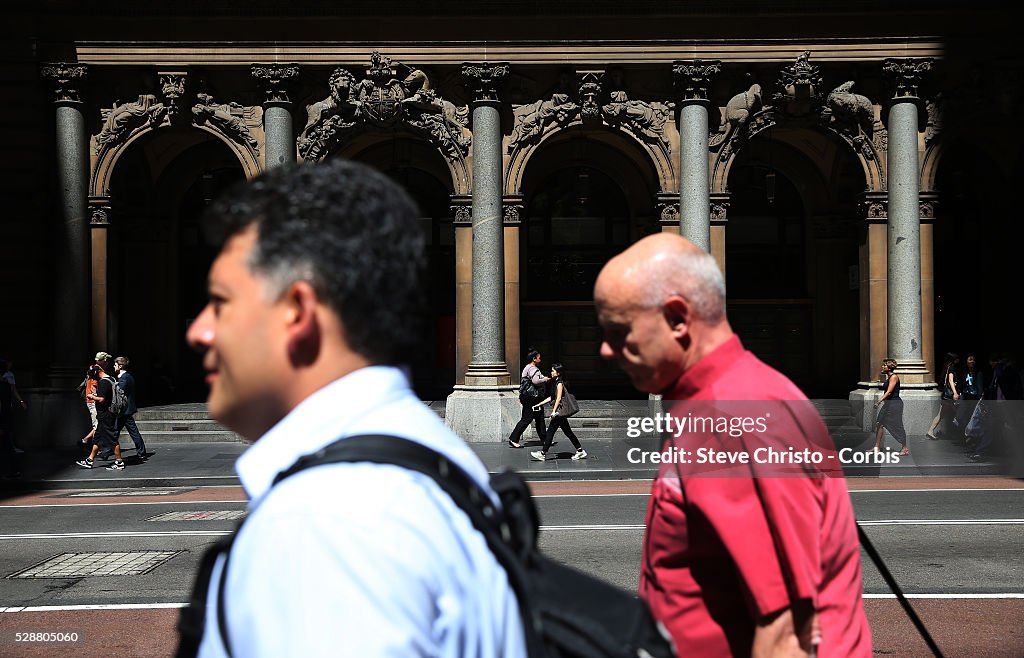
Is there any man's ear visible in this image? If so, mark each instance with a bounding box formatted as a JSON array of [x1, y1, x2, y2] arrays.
[[663, 296, 691, 339], [281, 280, 321, 365]]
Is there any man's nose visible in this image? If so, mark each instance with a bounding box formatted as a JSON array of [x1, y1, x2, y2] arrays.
[[185, 306, 214, 352], [599, 341, 616, 360]]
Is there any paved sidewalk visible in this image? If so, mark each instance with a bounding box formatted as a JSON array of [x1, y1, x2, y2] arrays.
[[1, 428, 1009, 492]]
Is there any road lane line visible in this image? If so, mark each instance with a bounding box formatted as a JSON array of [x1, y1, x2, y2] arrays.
[[540, 525, 646, 530], [1, 603, 188, 612], [850, 489, 1024, 494], [858, 519, 1024, 525], [4, 594, 1023, 613], [862, 594, 1024, 599], [0, 531, 232, 540]]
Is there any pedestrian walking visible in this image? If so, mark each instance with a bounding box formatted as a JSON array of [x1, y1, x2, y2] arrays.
[[873, 358, 909, 456], [507, 348, 550, 448], [75, 365, 125, 470], [113, 356, 147, 462], [594, 233, 870, 657], [176, 159, 525, 657], [0, 365, 21, 479], [0, 357, 26, 454], [955, 352, 984, 448], [79, 351, 112, 447], [927, 351, 959, 439], [531, 363, 586, 461]]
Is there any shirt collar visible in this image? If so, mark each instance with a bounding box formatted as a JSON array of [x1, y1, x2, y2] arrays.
[[236, 365, 410, 503], [667, 334, 746, 400]]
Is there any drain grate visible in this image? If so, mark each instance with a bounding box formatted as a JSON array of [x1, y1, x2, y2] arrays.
[[147, 510, 246, 522], [8, 551, 181, 579]]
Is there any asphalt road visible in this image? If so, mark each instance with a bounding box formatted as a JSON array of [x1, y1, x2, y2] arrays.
[[0, 479, 1021, 657]]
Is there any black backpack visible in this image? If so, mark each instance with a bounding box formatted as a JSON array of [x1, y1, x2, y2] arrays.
[[177, 435, 675, 658], [107, 376, 129, 416]]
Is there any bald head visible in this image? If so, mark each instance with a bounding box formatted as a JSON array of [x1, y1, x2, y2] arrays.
[[595, 233, 726, 324]]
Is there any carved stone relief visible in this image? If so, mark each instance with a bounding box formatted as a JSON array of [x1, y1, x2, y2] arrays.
[[297, 52, 470, 162], [710, 82, 762, 151], [503, 204, 523, 225], [159, 73, 187, 117], [925, 94, 943, 145], [825, 81, 874, 138], [773, 51, 823, 117], [95, 94, 167, 154], [192, 93, 260, 154], [509, 68, 673, 154]]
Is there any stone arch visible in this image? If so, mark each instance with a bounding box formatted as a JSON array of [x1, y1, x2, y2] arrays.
[[505, 117, 675, 197], [305, 125, 470, 196], [711, 110, 882, 195], [91, 121, 260, 198], [330, 130, 461, 197]]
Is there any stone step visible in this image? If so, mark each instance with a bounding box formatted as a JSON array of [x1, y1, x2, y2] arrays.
[[130, 399, 858, 442], [138, 430, 245, 444]]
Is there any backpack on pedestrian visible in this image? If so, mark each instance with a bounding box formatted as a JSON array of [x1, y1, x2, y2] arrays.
[[107, 376, 129, 417], [177, 435, 676, 658]]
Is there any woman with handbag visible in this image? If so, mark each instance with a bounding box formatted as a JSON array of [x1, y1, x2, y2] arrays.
[[507, 349, 550, 448], [927, 352, 960, 439], [531, 363, 587, 461], [872, 358, 909, 456]]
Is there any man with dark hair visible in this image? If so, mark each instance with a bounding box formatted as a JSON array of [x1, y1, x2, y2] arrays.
[[181, 160, 524, 657], [594, 233, 870, 657], [113, 356, 147, 462], [76, 365, 125, 471]]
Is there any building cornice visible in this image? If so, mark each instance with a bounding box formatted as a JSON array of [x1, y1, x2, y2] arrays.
[[73, 38, 944, 66]]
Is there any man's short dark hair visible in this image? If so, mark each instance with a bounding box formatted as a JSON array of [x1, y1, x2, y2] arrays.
[[204, 159, 427, 366], [114, 356, 129, 368]]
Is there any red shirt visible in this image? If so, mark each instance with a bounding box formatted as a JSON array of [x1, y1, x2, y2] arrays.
[[639, 336, 870, 657]]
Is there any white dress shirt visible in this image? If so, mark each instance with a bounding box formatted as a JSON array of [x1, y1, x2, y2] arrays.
[[197, 366, 526, 657]]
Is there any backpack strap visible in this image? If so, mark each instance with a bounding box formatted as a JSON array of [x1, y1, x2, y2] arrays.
[[177, 434, 543, 658], [272, 435, 544, 655], [857, 524, 945, 657]]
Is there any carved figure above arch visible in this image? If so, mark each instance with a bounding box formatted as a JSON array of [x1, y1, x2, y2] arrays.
[[506, 69, 676, 196], [296, 52, 471, 167], [710, 82, 763, 152], [710, 106, 884, 195], [192, 93, 260, 154], [95, 95, 167, 157], [825, 81, 874, 138]]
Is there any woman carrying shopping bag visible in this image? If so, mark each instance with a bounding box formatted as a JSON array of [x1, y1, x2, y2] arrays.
[[531, 363, 587, 462]]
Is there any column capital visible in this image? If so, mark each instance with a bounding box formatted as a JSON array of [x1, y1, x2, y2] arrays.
[[656, 191, 680, 227], [919, 190, 938, 223], [672, 60, 721, 105], [503, 195, 524, 225], [710, 192, 731, 224], [251, 63, 300, 105], [89, 196, 111, 227], [41, 62, 88, 104], [882, 58, 934, 101], [451, 194, 472, 226], [860, 191, 888, 223], [461, 62, 510, 104]]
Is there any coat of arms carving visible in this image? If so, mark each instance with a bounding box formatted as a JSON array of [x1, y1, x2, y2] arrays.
[[298, 51, 470, 162]]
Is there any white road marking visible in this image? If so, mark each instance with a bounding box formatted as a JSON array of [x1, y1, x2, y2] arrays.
[[4, 594, 1023, 613], [858, 519, 1024, 526], [862, 593, 1024, 599]]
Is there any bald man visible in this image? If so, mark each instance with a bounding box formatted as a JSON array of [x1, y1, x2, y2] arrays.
[[594, 234, 870, 658]]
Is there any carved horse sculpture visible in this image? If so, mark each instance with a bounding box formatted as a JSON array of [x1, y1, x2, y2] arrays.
[[827, 81, 874, 136]]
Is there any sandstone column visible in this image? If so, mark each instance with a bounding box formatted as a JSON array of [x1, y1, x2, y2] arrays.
[[879, 58, 937, 432], [41, 63, 90, 381], [252, 64, 299, 169], [446, 62, 518, 441], [672, 60, 720, 252], [38, 63, 91, 446]]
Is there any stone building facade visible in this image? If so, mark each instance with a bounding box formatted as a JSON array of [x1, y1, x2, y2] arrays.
[[4, 2, 1019, 441]]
